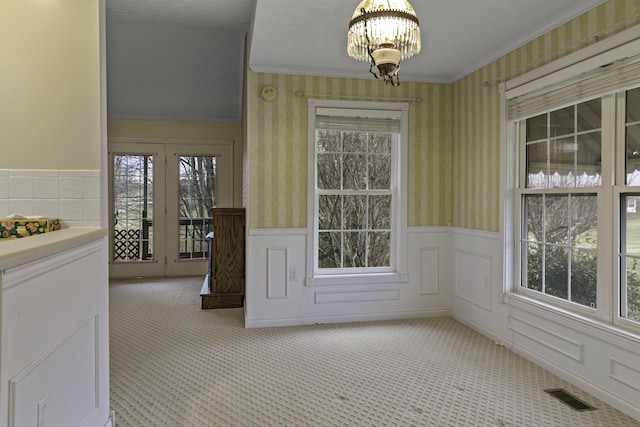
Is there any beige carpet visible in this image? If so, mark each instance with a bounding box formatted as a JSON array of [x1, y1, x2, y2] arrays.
[[110, 277, 640, 427]]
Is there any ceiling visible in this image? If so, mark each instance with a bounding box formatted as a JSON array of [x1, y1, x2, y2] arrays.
[[105, 0, 607, 122]]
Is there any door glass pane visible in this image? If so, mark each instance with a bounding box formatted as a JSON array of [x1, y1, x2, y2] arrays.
[[178, 156, 216, 260], [113, 154, 154, 262]]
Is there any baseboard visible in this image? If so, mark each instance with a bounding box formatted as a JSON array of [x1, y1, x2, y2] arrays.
[[450, 311, 512, 346], [244, 309, 450, 328]]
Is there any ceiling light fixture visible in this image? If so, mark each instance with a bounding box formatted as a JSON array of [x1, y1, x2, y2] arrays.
[[347, 0, 421, 86]]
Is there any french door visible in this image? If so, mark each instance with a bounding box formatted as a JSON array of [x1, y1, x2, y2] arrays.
[[108, 141, 232, 278]]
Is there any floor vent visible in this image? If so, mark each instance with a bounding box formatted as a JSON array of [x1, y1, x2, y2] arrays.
[[544, 388, 596, 412]]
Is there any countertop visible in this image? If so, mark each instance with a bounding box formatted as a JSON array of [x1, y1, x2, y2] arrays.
[[0, 227, 107, 271]]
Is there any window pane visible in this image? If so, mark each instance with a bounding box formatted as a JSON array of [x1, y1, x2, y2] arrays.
[[369, 195, 391, 230], [549, 136, 576, 187], [545, 245, 569, 300], [343, 232, 366, 267], [626, 124, 640, 185], [113, 154, 154, 262], [626, 87, 640, 123], [577, 98, 601, 132], [526, 142, 548, 188], [317, 130, 341, 152], [571, 195, 597, 248], [343, 154, 366, 189], [575, 132, 601, 186], [571, 249, 597, 308], [623, 256, 640, 322], [344, 195, 366, 230], [319, 232, 341, 268], [526, 113, 547, 142], [319, 195, 341, 231], [317, 153, 341, 189], [545, 195, 568, 245], [369, 154, 391, 189], [550, 106, 574, 137], [525, 242, 542, 292], [344, 132, 366, 152], [369, 133, 392, 153], [623, 195, 640, 256], [368, 232, 390, 267], [524, 194, 543, 242]]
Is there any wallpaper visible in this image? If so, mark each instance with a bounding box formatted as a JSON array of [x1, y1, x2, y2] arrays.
[[452, 0, 640, 232], [247, 0, 640, 231], [247, 73, 452, 229]]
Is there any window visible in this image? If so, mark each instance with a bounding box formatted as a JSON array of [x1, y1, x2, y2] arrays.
[[506, 36, 640, 332], [307, 100, 408, 286], [620, 87, 640, 324], [519, 99, 601, 310]]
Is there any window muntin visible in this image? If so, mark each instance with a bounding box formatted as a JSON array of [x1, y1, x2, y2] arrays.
[[525, 99, 602, 189], [626, 87, 640, 185], [620, 87, 640, 325], [516, 86, 640, 330], [519, 98, 602, 310], [621, 194, 640, 323], [316, 127, 395, 272], [307, 100, 407, 285], [521, 193, 598, 308]]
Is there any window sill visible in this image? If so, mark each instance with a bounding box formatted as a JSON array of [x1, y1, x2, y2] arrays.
[[306, 272, 409, 287]]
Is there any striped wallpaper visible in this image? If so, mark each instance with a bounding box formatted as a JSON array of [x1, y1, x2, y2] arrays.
[[247, 73, 451, 229], [452, 0, 640, 232], [247, 0, 640, 231]]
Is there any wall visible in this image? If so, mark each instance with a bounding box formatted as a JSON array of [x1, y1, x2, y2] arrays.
[[246, 73, 452, 229], [244, 73, 453, 327], [244, 0, 640, 420], [0, 1, 110, 426], [452, 0, 640, 232], [0, 0, 101, 171], [449, 0, 640, 420], [108, 119, 244, 206], [106, 20, 244, 122]]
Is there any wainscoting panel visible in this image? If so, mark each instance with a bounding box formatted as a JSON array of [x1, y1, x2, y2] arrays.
[[419, 248, 439, 295], [509, 314, 584, 363], [0, 237, 110, 427], [610, 359, 640, 393], [246, 228, 451, 327], [315, 289, 400, 304], [454, 249, 492, 312], [9, 315, 98, 427], [267, 248, 288, 299]]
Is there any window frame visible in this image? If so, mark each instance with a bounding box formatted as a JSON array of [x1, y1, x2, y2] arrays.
[[306, 99, 409, 287], [503, 26, 640, 334]]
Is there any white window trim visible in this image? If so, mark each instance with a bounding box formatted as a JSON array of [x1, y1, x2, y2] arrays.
[[501, 25, 640, 333], [306, 99, 409, 287]]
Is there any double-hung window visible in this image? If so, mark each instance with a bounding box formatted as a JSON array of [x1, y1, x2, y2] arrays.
[[306, 100, 408, 286], [507, 34, 640, 332]]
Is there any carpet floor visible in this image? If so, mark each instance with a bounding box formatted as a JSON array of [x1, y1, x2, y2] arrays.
[[110, 276, 640, 426]]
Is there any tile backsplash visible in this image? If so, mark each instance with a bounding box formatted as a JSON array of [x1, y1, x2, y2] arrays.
[[0, 169, 101, 227]]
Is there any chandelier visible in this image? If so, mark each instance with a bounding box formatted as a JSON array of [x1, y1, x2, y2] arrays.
[[347, 0, 421, 86]]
